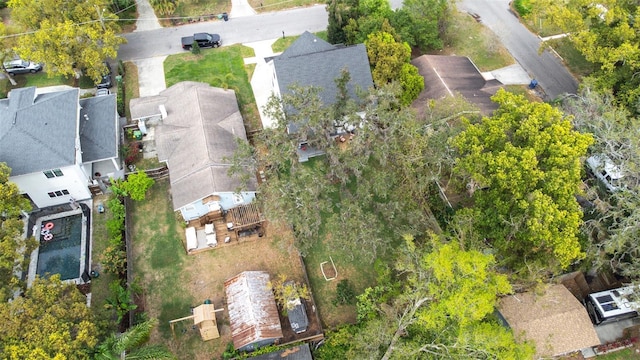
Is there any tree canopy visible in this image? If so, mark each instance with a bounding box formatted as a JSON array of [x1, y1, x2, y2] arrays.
[[315, 234, 535, 359], [8, 0, 125, 83], [532, 0, 640, 112], [0, 162, 36, 302], [452, 89, 593, 277], [562, 88, 640, 278], [0, 275, 98, 359]]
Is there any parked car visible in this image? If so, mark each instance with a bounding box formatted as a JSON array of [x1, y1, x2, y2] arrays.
[[181, 33, 222, 50], [586, 155, 625, 193], [96, 88, 110, 96], [3, 59, 42, 75], [96, 62, 112, 89]]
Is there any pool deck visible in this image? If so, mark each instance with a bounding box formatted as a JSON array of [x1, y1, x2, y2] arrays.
[[27, 205, 89, 287]]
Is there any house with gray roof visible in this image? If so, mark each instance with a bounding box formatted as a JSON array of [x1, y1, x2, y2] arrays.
[[0, 86, 121, 208], [267, 31, 373, 161], [130, 82, 257, 221]]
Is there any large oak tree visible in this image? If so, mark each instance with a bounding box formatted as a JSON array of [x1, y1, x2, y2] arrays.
[[452, 89, 593, 277], [0, 163, 36, 302], [8, 0, 125, 83]]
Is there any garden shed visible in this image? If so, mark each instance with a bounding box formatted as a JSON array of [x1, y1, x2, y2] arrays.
[[224, 271, 283, 351]]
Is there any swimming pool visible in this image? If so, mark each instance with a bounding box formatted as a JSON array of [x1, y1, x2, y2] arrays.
[[27, 208, 90, 285]]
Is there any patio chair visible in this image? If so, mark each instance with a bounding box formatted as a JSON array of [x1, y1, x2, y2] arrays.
[[205, 223, 217, 247]]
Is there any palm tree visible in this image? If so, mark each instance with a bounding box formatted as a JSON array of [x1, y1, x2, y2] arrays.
[[94, 319, 176, 360]]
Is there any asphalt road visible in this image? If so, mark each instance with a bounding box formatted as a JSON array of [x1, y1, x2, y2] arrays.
[[457, 0, 578, 99], [117, 5, 328, 61]]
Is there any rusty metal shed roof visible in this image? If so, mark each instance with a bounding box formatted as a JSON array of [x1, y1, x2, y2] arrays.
[[224, 271, 283, 350]]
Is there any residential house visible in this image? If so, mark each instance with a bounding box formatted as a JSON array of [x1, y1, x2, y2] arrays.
[[0, 86, 121, 208], [267, 31, 374, 161], [129, 82, 257, 221], [498, 284, 601, 358], [411, 55, 504, 117], [225, 271, 283, 352]]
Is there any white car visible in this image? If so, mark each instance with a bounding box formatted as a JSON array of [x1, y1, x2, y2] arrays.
[[586, 155, 625, 192], [3, 59, 42, 75]]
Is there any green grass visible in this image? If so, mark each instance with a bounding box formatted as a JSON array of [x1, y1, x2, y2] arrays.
[[123, 61, 139, 120], [272, 31, 327, 53], [129, 180, 194, 338], [8, 71, 95, 89], [295, 159, 391, 327], [596, 348, 639, 359], [441, 11, 514, 71], [545, 37, 596, 80], [89, 194, 119, 333], [164, 45, 261, 132], [163, 0, 228, 26], [249, 0, 318, 12]]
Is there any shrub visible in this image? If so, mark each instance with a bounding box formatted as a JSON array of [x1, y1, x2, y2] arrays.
[[513, 0, 531, 17], [191, 41, 201, 55], [333, 279, 356, 306], [116, 77, 125, 116], [101, 245, 126, 275], [105, 280, 137, 324], [117, 59, 125, 77], [120, 171, 155, 201]]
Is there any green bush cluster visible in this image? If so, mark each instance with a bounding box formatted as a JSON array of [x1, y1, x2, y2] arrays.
[[101, 197, 127, 276], [513, 0, 532, 16], [333, 279, 356, 306], [116, 62, 126, 116]]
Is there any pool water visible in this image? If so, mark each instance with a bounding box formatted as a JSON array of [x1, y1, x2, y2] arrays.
[[37, 214, 82, 281]]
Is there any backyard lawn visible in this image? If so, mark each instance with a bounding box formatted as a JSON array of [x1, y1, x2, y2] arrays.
[[129, 179, 308, 359]]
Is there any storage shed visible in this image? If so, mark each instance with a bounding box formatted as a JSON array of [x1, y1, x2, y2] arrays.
[[224, 271, 283, 351]]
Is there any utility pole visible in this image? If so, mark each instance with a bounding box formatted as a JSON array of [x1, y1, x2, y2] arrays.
[[94, 5, 105, 31]]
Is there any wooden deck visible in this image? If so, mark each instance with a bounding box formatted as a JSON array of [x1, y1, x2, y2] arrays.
[[183, 204, 266, 255]]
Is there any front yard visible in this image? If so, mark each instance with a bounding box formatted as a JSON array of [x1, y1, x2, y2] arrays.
[[129, 179, 308, 359]]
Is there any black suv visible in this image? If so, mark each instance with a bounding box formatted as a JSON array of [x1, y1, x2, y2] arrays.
[[96, 62, 112, 89]]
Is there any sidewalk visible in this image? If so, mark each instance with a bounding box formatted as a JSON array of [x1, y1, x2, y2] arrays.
[[243, 39, 279, 129]]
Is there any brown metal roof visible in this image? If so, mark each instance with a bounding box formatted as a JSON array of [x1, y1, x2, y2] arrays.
[[410, 55, 504, 117], [499, 284, 600, 357], [224, 271, 283, 350]]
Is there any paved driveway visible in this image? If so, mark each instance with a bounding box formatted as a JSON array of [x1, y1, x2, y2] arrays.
[[457, 0, 578, 100]]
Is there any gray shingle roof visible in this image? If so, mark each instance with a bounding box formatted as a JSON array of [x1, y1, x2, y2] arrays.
[[0, 87, 78, 175], [79, 94, 118, 162], [272, 31, 373, 133], [152, 82, 256, 210]]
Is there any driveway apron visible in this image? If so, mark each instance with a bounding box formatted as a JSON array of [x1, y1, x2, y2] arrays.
[[134, 0, 161, 32]]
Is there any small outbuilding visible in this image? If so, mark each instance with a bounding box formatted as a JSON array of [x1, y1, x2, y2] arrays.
[[193, 303, 220, 341], [225, 271, 283, 352], [498, 284, 601, 358], [246, 343, 313, 360]]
